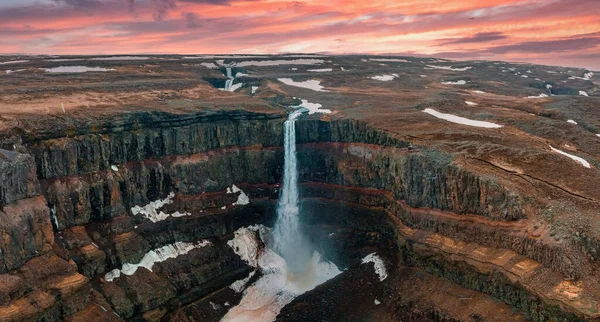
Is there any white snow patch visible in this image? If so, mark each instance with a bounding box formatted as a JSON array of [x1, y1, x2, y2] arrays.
[[426, 65, 472, 71], [5, 69, 26, 74], [104, 240, 211, 282], [251, 86, 259, 94], [235, 72, 249, 77], [234, 59, 324, 67], [361, 253, 388, 281], [307, 68, 332, 72], [0, 60, 29, 65], [369, 58, 410, 63], [521, 75, 529, 78], [526, 93, 549, 99], [423, 108, 502, 128], [341, 67, 345, 71], [296, 99, 331, 115], [441, 80, 467, 85], [374, 299, 381, 305], [131, 192, 191, 223], [110, 165, 118, 172], [550, 146, 590, 168], [420, 75, 427, 78], [567, 119, 578, 124], [222, 226, 341, 322], [370, 74, 398, 81], [89, 56, 149, 61], [579, 91, 589, 96], [465, 101, 478, 106], [43, 66, 114, 73], [230, 83, 243, 92], [278, 78, 327, 92], [546, 84, 553, 89], [227, 185, 250, 206], [472, 90, 486, 94], [290, 68, 298, 71]]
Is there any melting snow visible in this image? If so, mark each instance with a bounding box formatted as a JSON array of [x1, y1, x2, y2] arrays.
[[89, 56, 149, 61], [423, 108, 502, 128], [0, 60, 29, 65], [472, 90, 486, 94], [222, 226, 341, 322], [104, 240, 211, 282], [465, 101, 478, 106], [251, 86, 258, 94], [420, 75, 427, 77], [278, 78, 327, 92], [5, 69, 26, 74], [234, 59, 324, 67], [361, 253, 388, 281], [230, 83, 243, 92], [43, 66, 115, 73], [369, 58, 410, 63], [567, 119, 578, 124], [110, 165, 118, 172], [131, 192, 191, 223], [296, 99, 331, 115], [374, 299, 381, 305], [550, 146, 590, 168], [426, 65, 472, 71], [441, 80, 467, 85], [307, 68, 332, 72], [370, 74, 398, 81], [579, 91, 589, 96], [235, 72, 249, 77], [227, 184, 250, 206], [526, 93, 549, 98]]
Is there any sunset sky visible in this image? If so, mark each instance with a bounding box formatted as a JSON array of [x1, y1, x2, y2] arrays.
[[1, 0, 599, 70]]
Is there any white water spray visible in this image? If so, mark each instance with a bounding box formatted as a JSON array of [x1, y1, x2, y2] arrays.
[[272, 109, 313, 272]]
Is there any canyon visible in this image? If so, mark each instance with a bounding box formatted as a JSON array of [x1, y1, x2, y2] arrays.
[[0, 54, 599, 321]]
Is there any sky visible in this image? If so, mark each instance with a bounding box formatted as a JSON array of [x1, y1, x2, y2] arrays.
[[0, 0, 599, 70]]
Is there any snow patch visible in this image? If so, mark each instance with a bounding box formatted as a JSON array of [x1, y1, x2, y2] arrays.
[[361, 253, 388, 281], [427, 65, 472, 71], [472, 90, 486, 94], [5, 69, 26, 74], [526, 93, 549, 98], [374, 299, 381, 305], [104, 240, 211, 282], [278, 78, 327, 92], [43, 66, 114, 73], [579, 91, 589, 96], [369, 58, 410, 63], [0, 60, 29, 65], [423, 108, 502, 128], [441, 80, 467, 85], [370, 74, 398, 81], [89, 56, 149, 61], [110, 165, 118, 172], [465, 101, 478, 106], [200, 62, 218, 69], [235, 72, 249, 77], [550, 146, 590, 168], [227, 185, 250, 206], [230, 83, 243, 92], [296, 99, 331, 115], [131, 192, 191, 223], [567, 119, 578, 124], [307, 68, 332, 72]]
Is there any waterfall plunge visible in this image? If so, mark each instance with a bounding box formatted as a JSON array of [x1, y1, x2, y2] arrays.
[[224, 67, 234, 91], [273, 109, 313, 273]]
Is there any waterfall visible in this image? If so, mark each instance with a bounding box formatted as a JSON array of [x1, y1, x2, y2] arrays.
[[273, 109, 313, 273], [224, 67, 234, 91]]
